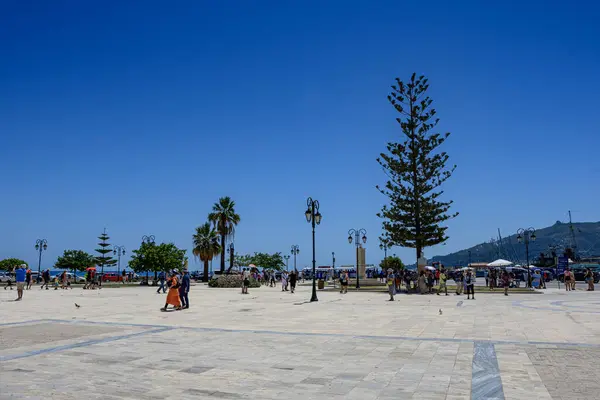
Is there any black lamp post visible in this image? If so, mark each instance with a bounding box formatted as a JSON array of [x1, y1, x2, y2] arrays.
[[468, 250, 472, 267], [141, 235, 155, 281], [35, 239, 48, 278], [517, 228, 536, 288], [348, 228, 367, 289], [291, 245, 300, 272], [113, 245, 126, 280], [284, 255, 290, 271], [305, 197, 322, 302], [227, 243, 235, 271]]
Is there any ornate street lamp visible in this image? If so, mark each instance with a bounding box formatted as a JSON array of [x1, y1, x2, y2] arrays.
[[113, 245, 126, 281], [284, 255, 290, 271], [348, 228, 367, 289], [291, 245, 300, 272], [305, 197, 322, 302], [35, 239, 48, 277], [517, 227, 536, 288]]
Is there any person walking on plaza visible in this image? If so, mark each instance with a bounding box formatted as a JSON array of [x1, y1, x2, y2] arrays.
[[564, 268, 572, 291], [585, 268, 595, 291], [40, 269, 50, 290], [179, 269, 190, 309], [157, 271, 166, 294], [14, 264, 27, 300], [502, 270, 511, 296], [281, 271, 288, 292], [466, 270, 475, 300], [242, 268, 250, 294], [161, 270, 182, 311], [25, 268, 32, 290], [455, 271, 464, 295], [122, 269, 127, 284], [437, 268, 448, 296], [289, 270, 297, 293], [386, 269, 396, 301]]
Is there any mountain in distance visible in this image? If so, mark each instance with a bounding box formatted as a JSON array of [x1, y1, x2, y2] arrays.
[[429, 221, 600, 267]]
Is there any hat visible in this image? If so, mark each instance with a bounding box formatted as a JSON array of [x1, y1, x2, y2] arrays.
[[20, 264, 27, 268], [387, 268, 393, 272]]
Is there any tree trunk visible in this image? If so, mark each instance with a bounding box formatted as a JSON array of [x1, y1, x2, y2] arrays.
[[203, 260, 209, 282], [220, 234, 226, 273]]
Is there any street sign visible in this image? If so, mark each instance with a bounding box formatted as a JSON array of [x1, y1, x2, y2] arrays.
[[557, 256, 568, 275]]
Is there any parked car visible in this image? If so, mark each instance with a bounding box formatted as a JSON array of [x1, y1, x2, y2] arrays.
[[0, 272, 12, 283], [101, 272, 122, 282]]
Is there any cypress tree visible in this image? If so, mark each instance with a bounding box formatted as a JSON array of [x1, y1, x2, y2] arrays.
[[95, 228, 116, 277], [377, 73, 458, 267]]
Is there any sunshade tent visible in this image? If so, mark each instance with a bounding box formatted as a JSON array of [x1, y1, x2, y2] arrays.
[[487, 259, 513, 267]]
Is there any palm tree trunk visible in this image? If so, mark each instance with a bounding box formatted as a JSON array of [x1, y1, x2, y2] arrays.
[[220, 234, 226, 273], [203, 260, 209, 283]]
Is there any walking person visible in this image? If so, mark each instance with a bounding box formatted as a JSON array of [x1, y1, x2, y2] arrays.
[[122, 269, 127, 284], [289, 270, 297, 294], [14, 264, 27, 300], [502, 270, 511, 296], [466, 270, 475, 300], [41, 269, 50, 290], [61, 271, 68, 289], [242, 268, 250, 294], [585, 268, 595, 291], [157, 271, 166, 294], [161, 270, 182, 311], [179, 269, 190, 309], [437, 268, 448, 296], [25, 268, 32, 290], [386, 269, 396, 301], [564, 268, 572, 291], [455, 271, 464, 295], [281, 271, 288, 292]]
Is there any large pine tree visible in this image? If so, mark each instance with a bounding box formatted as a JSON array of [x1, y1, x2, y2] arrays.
[[377, 73, 458, 267], [95, 228, 116, 277]]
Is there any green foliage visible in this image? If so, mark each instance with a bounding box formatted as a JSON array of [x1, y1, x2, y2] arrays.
[[208, 197, 240, 273], [192, 222, 221, 282], [377, 73, 458, 263], [236, 252, 285, 271], [208, 275, 261, 288], [0, 258, 27, 270], [95, 229, 116, 272], [129, 242, 186, 274], [54, 250, 95, 272], [379, 256, 404, 271], [233, 253, 254, 267]]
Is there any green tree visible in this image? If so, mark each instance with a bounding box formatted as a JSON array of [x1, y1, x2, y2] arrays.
[[192, 222, 221, 282], [208, 197, 240, 273], [247, 252, 285, 271], [129, 241, 157, 277], [54, 250, 95, 277], [379, 256, 404, 271], [155, 243, 187, 273], [95, 229, 116, 275], [233, 253, 254, 268], [0, 258, 27, 271], [377, 73, 458, 268]]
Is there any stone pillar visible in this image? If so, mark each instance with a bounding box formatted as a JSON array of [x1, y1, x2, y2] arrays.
[[358, 247, 366, 279], [417, 255, 427, 274]]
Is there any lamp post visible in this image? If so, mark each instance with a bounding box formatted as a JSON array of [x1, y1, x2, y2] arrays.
[[517, 228, 536, 288], [305, 197, 322, 302], [113, 245, 126, 280], [284, 255, 290, 271], [226, 243, 235, 271], [35, 239, 48, 278], [348, 228, 367, 289], [141, 235, 155, 282], [468, 250, 472, 267], [379, 240, 389, 260], [291, 245, 300, 272]]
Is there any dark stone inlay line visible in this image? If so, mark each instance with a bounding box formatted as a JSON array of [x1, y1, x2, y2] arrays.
[[0, 327, 171, 362], [472, 341, 505, 400]]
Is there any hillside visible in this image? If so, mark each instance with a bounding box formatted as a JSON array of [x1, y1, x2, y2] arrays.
[[430, 221, 600, 266]]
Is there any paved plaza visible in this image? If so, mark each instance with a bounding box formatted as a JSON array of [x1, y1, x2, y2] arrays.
[[1, 284, 599, 400]]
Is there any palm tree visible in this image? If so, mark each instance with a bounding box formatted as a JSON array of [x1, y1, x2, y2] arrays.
[[192, 223, 221, 282], [208, 196, 241, 273]]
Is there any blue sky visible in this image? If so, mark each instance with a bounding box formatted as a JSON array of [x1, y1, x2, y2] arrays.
[[1, 0, 599, 270]]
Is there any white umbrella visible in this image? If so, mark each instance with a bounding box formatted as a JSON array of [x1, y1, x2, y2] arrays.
[[425, 266, 436, 271], [487, 259, 513, 267]]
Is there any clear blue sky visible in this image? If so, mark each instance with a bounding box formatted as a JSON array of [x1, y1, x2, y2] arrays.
[[1, 0, 599, 270]]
